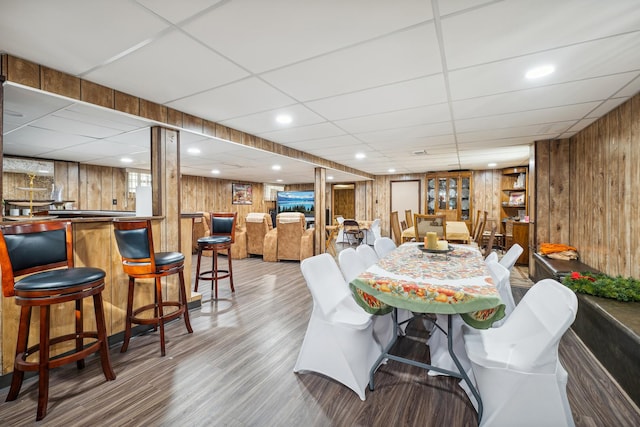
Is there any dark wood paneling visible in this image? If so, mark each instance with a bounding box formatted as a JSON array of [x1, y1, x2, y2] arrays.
[[41, 66, 80, 99], [114, 90, 140, 116], [139, 98, 167, 123], [81, 80, 114, 109], [6, 55, 40, 88]]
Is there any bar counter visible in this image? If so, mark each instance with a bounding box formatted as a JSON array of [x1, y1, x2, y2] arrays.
[[0, 212, 200, 376]]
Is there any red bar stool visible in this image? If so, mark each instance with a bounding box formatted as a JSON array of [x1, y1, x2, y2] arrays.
[[0, 220, 115, 421], [195, 212, 236, 299], [113, 219, 193, 356]]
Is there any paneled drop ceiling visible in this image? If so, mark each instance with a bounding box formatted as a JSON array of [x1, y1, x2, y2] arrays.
[[2, 0, 640, 184]]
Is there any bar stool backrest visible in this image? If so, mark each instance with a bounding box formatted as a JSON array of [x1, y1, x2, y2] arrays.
[[0, 221, 74, 297], [210, 212, 237, 243], [113, 220, 156, 276]]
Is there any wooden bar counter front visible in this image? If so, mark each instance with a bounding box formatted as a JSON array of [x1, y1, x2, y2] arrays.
[[0, 215, 198, 376]]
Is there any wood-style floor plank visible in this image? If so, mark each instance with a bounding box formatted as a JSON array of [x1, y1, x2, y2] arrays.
[[0, 254, 638, 426]]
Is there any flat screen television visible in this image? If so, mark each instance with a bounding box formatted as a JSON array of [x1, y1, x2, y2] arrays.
[[276, 190, 315, 218]]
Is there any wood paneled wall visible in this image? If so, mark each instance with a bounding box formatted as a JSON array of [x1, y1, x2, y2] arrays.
[[472, 170, 502, 224], [535, 92, 640, 278]]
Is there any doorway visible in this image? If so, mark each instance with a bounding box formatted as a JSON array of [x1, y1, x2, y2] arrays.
[[332, 183, 355, 220]]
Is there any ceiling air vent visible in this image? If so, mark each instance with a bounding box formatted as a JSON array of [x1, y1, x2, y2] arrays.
[[412, 149, 427, 156]]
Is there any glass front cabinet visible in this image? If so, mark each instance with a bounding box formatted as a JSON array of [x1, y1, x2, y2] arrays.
[[426, 171, 472, 228]]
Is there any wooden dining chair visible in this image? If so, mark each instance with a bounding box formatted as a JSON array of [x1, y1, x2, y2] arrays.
[[405, 210, 414, 228], [471, 209, 482, 240], [390, 211, 402, 246], [413, 213, 446, 241], [472, 211, 488, 244]]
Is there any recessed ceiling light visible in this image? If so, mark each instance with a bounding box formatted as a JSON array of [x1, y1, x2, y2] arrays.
[[276, 114, 292, 124], [488, 162, 497, 167], [276, 179, 283, 182], [211, 169, 220, 175], [525, 64, 555, 79], [327, 176, 334, 180], [187, 147, 201, 155], [355, 152, 366, 159], [120, 157, 133, 163], [271, 164, 281, 171], [388, 168, 396, 173]]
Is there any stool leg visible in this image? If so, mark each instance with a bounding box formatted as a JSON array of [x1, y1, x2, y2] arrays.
[[36, 306, 51, 421], [75, 299, 85, 370], [155, 277, 167, 356], [194, 248, 203, 292], [121, 276, 135, 353], [179, 270, 193, 334], [212, 249, 218, 300], [7, 306, 31, 402], [228, 250, 235, 294], [93, 292, 116, 381]]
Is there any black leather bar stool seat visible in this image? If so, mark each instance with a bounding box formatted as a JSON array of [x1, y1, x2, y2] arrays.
[[0, 220, 115, 421], [195, 212, 237, 300], [113, 219, 193, 356]]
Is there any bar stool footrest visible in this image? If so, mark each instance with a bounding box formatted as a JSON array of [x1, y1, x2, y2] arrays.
[[16, 331, 103, 371]]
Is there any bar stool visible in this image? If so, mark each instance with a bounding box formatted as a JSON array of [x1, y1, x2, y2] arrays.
[[113, 219, 193, 356], [0, 220, 115, 421], [195, 212, 236, 299]]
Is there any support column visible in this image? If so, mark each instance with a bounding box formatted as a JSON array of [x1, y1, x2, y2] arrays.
[[314, 167, 326, 255]]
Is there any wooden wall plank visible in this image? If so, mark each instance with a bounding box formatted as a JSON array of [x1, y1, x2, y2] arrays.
[[81, 80, 114, 109], [535, 140, 550, 245], [41, 66, 80, 99], [114, 91, 140, 116], [6, 56, 40, 88]]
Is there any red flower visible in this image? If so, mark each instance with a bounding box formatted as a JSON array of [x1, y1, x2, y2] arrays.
[[570, 271, 581, 279]]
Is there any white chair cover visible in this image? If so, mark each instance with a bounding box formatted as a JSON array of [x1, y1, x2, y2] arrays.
[[339, 248, 394, 349], [363, 218, 381, 245], [462, 279, 578, 426], [485, 251, 498, 264], [499, 243, 523, 271], [374, 237, 396, 258], [294, 254, 382, 400], [486, 260, 515, 326], [356, 244, 379, 268]]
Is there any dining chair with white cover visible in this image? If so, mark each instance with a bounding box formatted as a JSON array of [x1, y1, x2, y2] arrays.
[[499, 243, 523, 271], [364, 218, 382, 245], [294, 254, 382, 400], [356, 244, 379, 267], [335, 216, 346, 243], [339, 248, 394, 349], [486, 260, 516, 325], [462, 279, 578, 427], [374, 237, 396, 258], [485, 251, 498, 264]]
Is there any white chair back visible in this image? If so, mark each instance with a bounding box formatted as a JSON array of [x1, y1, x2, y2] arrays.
[[374, 237, 396, 258], [338, 248, 368, 282], [486, 260, 515, 324], [500, 243, 524, 271], [356, 244, 379, 268], [366, 218, 382, 244], [488, 278, 578, 371], [300, 253, 351, 318], [485, 251, 498, 264]]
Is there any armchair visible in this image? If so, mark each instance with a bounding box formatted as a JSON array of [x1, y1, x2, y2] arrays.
[[245, 212, 273, 257], [263, 212, 314, 262]]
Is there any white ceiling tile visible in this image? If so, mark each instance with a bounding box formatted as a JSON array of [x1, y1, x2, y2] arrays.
[[448, 33, 640, 100], [84, 30, 249, 104], [335, 103, 451, 134], [588, 98, 633, 118], [306, 75, 448, 120], [261, 23, 441, 101], [168, 77, 297, 122], [441, 0, 640, 69], [452, 72, 640, 120], [455, 102, 601, 133], [0, 0, 169, 74], [220, 104, 326, 135], [615, 75, 640, 97], [259, 123, 346, 144], [183, 0, 433, 73], [135, 0, 225, 24]]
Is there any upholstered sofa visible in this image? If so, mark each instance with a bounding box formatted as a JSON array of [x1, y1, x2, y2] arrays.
[[193, 212, 247, 259], [263, 212, 314, 262], [245, 212, 273, 257]]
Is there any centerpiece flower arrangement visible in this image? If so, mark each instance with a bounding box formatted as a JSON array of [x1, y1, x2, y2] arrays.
[[562, 271, 640, 302]]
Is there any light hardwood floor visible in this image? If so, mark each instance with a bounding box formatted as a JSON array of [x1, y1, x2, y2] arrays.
[[0, 251, 639, 426]]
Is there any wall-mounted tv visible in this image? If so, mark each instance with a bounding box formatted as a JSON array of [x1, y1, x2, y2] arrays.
[[276, 190, 315, 217]]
